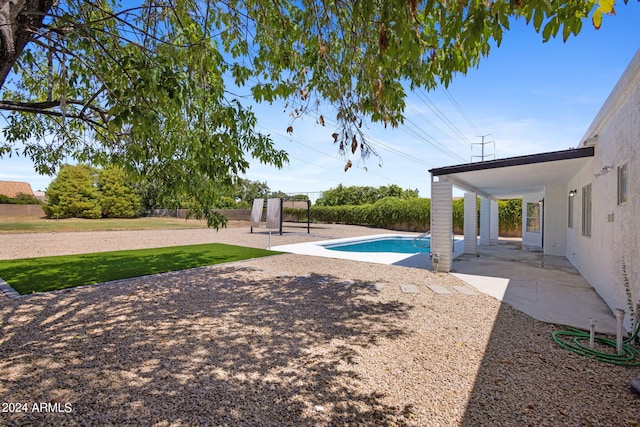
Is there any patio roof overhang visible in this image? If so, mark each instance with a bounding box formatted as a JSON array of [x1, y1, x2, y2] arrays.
[[428, 147, 595, 200]]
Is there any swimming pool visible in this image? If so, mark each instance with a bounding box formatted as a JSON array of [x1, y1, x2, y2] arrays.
[[324, 236, 430, 253], [270, 234, 463, 269]]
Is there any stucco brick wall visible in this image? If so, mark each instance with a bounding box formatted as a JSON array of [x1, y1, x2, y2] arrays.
[[0, 204, 45, 217], [568, 50, 640, 330]]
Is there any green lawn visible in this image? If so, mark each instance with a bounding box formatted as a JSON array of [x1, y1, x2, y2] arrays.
[[0, 216, 212, 233], [0, 243, 281, 295]]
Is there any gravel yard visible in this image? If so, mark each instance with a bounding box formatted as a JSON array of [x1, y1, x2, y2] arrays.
[[1, 223, 639, 426]]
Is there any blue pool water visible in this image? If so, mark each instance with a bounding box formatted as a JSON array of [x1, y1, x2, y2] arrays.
[[324, 237, 431, 254]]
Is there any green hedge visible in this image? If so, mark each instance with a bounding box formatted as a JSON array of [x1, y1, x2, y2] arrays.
[[369, 197, 430, 229], [453, 198, 522, 233], [452, 198, 466, 232], [286, 197, 430, 230], [0, 193, 41, 205], [286, 197, 521, 233], [498, 199, 522, 231]]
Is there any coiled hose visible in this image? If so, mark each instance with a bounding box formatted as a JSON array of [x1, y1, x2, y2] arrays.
[[552, 322, 640, 366]]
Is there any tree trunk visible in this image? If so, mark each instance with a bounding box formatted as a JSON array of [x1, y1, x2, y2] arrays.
[[0, 0, 53, 90]]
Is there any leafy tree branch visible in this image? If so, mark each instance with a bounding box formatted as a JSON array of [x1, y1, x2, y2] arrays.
[[0, 0, 624, 227]]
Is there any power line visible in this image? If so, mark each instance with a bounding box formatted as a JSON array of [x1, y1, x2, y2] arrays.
[[305, 110, 458, 168], [403, 103, 468, 162], [365, 135, 437, 169], [443, 89, 482, 136], [401, 116, 468, 163], [258, 125, 406, 184], [414, 88, 474, 147], [297, 113, 437, 169], [406, 103, 457, 144]]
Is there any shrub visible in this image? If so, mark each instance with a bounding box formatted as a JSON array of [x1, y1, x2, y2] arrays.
[[498, 198, 522, 231], [0, 193, 41, 204], [44, 164, 143, 219], [98, 166, 142, 218], [14, 193, 41, 204], [44, 164, 102, 219]]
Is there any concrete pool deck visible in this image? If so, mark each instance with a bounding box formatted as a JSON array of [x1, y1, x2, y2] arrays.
[[273, 233, 618, 334]]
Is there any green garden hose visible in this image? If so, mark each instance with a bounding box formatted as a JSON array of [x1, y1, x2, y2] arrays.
[[552, 322, 640, 367]]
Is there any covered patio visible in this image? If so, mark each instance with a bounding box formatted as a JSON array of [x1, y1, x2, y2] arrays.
[[428, 146, 595, 271], [450, 238, 617, 333], [428, 147, 617, 331]]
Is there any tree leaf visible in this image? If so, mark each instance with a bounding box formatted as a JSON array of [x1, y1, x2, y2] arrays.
[[533, 9, 544, 31], [592, 9, 603, 29], [562, 23, 572, 41], [599, 0, 615, 14]]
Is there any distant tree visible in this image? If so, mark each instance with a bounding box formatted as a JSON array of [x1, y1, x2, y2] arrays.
[[216, 196, 241, 209], [269, 191, 288, 199], [234, 178, 271, 206], [378, 184, 419, 200], [44, 164, 101, 219], [316, 184, 418, 206], [134, 179, 164, 212], [316, 185, 360, 206], [97, 166, 142, 218]]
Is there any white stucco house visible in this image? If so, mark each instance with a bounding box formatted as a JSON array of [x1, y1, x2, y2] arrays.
[[429, 49, 639, 327]]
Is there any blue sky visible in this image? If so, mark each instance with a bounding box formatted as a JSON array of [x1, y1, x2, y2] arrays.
[[1, 3, 639, 198]]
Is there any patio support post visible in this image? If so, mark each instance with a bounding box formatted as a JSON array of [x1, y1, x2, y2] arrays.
[[464, 192, 478, 255], [430, 180, 453, 272], [490, 200, 499, 241], [480, 197, 491, 245]]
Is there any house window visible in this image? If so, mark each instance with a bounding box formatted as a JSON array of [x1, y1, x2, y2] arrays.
[[618, 163, 628, 205], [582, 184, 592, 237], [568, 195, 574, 228], [526, 202, 541, 233]]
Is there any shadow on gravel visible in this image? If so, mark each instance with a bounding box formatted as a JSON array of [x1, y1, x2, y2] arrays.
[[460, 301, 640, 425], [0, 267, 414, 426]]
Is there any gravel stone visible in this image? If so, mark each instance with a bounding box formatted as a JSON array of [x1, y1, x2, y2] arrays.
[[1, 222, 639, 426]]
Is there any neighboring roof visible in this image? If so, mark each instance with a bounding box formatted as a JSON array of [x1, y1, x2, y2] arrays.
[[0, 181, 35, 198], [33, 191, 46, 202], [428, 147, 594, 200]]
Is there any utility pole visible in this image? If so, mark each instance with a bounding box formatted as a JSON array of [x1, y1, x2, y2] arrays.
[[472, 134, 495, 162]]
